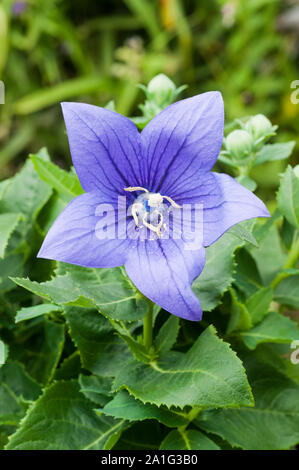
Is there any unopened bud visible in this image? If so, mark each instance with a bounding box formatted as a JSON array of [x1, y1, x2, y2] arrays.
[[225, 130, 253, 159], [245, 114, 274, 140], [147, 74, 176, 107]]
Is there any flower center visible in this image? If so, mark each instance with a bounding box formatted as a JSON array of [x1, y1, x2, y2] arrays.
[[124, 187, 181, 237]]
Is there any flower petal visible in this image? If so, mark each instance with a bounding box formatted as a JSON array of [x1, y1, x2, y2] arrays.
[[38, 192, 131, 267], [141, 91, 224, 194], [203, 173, 270, 247], [61, 102, 143, 197], [125, 239, 205, 321]]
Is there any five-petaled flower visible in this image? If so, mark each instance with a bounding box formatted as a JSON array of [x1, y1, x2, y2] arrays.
[[38, 92, 270, 321]]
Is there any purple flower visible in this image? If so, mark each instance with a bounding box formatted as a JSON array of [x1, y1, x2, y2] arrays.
[[38, 92, 270, 321]]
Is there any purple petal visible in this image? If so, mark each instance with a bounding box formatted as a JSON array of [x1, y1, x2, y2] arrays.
[[203, 173, 270, 247], [140, 92, 224, 195], [38, 192, 131, 267], [125, 239, 205, 321], [61, 102, 143, 198]]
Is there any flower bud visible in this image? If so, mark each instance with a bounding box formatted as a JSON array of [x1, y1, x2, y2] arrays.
[[225, 130, 253, 159], [245, 114, 274, 140], [294, 165, 299, 179], [147, 74, 176, 107]]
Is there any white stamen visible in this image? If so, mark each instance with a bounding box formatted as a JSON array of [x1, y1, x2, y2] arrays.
[[147, 193, 163, 207], [124, 186, 149, 193], [162, 195, 182, 209], [142, 211, 164, 238], [125, 186, 181, 237]]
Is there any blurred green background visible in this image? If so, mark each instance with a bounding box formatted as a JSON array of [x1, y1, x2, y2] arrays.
[[0, 0, 298, 189]]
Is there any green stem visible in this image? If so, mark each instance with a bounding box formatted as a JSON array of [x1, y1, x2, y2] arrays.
[[178, 407, 201, 434], [271, 233, 299, 289], [143, 300, 153, 351]]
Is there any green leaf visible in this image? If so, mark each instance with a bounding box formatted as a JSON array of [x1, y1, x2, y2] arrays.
[[0, 340, 8, 368], [160, 429, 220, 450], [245, 286, 273, 324], [154, 315, 180, 356], [0, 253, 25, 293], [236, 175, 257, 192], [15, 303, 62, 323], [234, 248, 263, 297], [65, 307, 131, 377], [0, 213, 22, 258], [54, 352, 82, 381], [0, 159, 52, 231], [11, 318, 65, 385], [254, 142, 295, 166], [79, 375, 113, 407], [113, 421, 166, 450], [250, 224, 286, 284], [228, 220, 258, 247], [193, 231, 245, 311], [12, 263, 147, 322], [102, 390, 188, 428], [240, 312, 299, 350], [198, 356, 299, 450], [5, 380, 127, 450], [0, 361, 41, 426], [274, 275, 299, 309], [116, 334, 151, 364], [37, 191, 69, 233], [113, 326, 253, 408], [30, 154, 84, 198], [226, 289, 252, 334], [277, 165, 299, 229]]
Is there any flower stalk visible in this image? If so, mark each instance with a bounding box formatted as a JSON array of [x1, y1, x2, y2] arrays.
[[143, 299, 154, 351]]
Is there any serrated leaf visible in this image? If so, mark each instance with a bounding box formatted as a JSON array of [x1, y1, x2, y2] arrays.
[[0, 213, 22, 258], [30, 154, 84, 197], [102, 390, 188, 428], [160, 429, 220, 450], [11, 318, 65, 385], [12, 263, 147, 322], [0, 361, 41, 426], [277, 165, 299, 229], [234, 248, 263, 297], [245, 286, 273, 324], [240, 311, 299, 350], [0, 159, 52, 230], [117, 334, 150, 363], [79, 375, 113, 407], [250, 224, 286, 284], [54, 352, 82, 381], [198, 355, 299, 450], [274, 274, 299, 309], [5, 381, 127, 450], [113, 326, 253, 409], [193, 231, 244, 311], [64, 306, 131, 377], [228, 220, 258, 247], [226, 289, 252, 334], [15, 303, 62, 323], [0, 253, 25, 293], [154, 315, 180, 356], [254, 142, 295, 166]]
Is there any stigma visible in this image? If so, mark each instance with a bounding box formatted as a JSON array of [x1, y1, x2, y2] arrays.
[[124, 186, 181, 238]]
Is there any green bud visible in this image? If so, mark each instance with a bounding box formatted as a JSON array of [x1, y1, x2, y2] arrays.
[[225, 130, 253, 159], [245, 114, 274, 140], [147, 74, 176, 107], [293, 165, 299, 179]]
